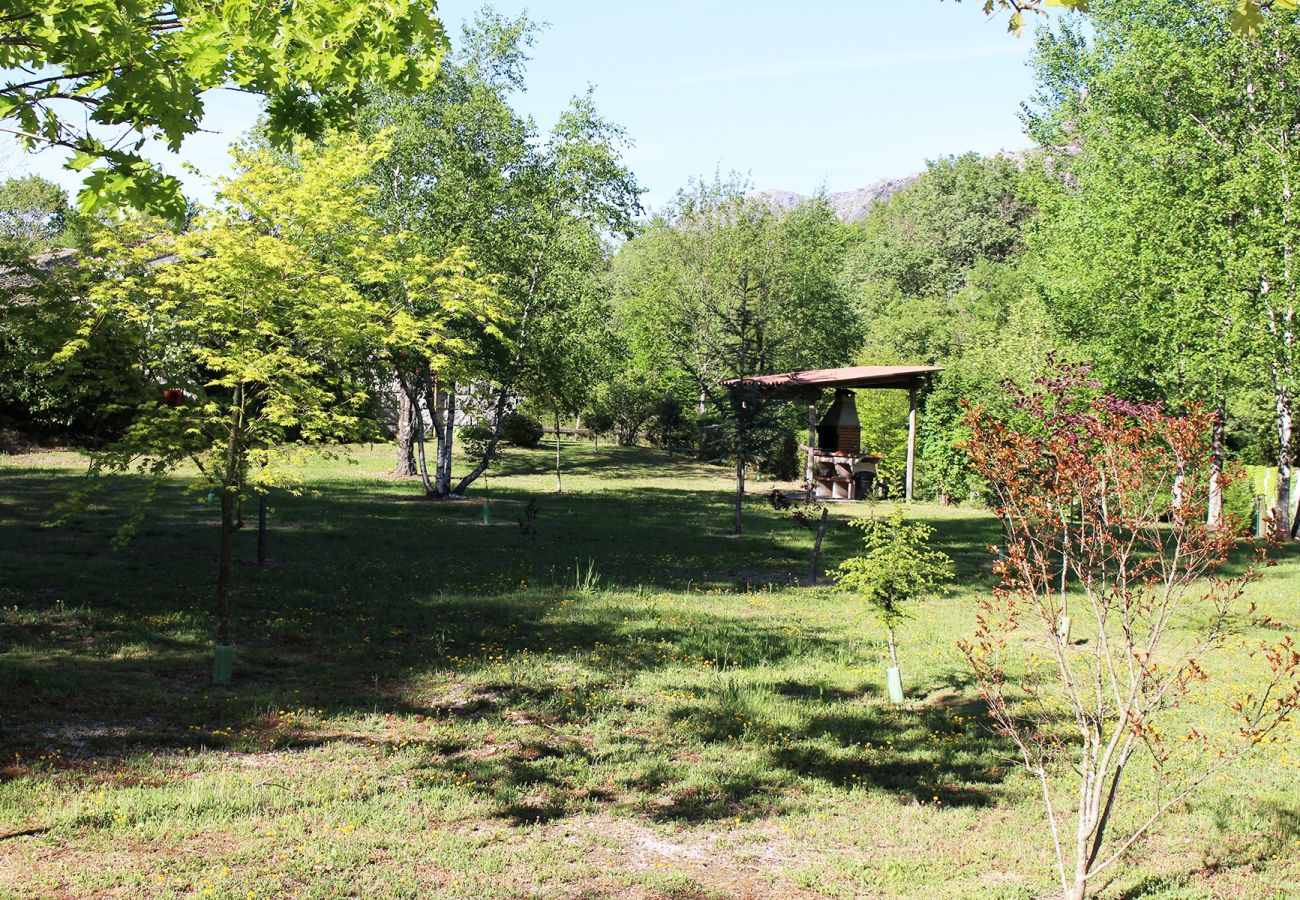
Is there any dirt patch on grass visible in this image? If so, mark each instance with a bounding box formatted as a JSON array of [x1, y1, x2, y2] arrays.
[[549, 814, 826, 899]]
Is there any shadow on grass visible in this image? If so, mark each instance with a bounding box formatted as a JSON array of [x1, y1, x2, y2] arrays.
[[660, 679, 1011, 815], [777, 700, 1008, 807], [486, 443, 733, 483], [0, 450, 1007, 827]]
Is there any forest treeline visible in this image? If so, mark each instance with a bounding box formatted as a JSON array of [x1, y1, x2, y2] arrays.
[[0, 1, 1292, 528]]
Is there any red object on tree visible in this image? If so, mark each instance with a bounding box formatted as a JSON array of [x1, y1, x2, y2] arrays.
[[162, 389, 184, 407]]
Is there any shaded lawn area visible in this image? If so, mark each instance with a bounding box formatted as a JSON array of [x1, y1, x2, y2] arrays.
[[0, 444, 1298, 899]]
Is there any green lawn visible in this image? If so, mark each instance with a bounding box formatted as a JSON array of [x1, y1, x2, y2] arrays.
[[1, 443, 1297, 898]]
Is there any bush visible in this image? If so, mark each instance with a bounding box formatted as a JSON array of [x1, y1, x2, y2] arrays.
[[500, 411, 544, 448], [648, 394, 694, 449], [1224, 468, 1261, 525], [594, 373, 659, 445]]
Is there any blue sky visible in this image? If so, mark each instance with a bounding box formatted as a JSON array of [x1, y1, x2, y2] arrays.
[[2, 2, 1052, 214]]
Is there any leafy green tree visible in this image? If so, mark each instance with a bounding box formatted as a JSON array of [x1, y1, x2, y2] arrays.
[[1024, 0, 1300, 535], [613, 176, 858, 529], [0, 234, 148, 441], [618, 179, 856, 416], [845, 154, 1034, 349], [1, 0, 447, 219], [358, 13, 639, 498], [842, 154, 1053, 502], [59, 132, 491, 660], [0, 176, 155, 442], [957, 0, 1279, 35], [523, 280, 614, 492], [0, 175, 72, 249], [834, 508, 953, 695], [590, 368, 661, 446]]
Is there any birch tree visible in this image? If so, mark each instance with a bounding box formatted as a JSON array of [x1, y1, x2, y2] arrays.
[[360, 13, 638, 497], [1027, 0, 1300, 536]]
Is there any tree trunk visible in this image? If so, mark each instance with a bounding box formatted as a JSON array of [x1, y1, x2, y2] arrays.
[[555, 410, 563, 493], [217, 489, 234, 645], [1275, 376, 1293, 539], [434, 381, 456, 496], [396, 371, 437, 497], [452, 383, 512, 496], [396, 387, 417, 477], [733, 416, 745, 535], [805, 402, 816, 499], [256, 494, 267, 566], [887, 626, 899, 671], [1207, 404, 1225, 529], [413, 401, 437, 498], [216, 383, 245, 646], [905, 384, 918, 502]]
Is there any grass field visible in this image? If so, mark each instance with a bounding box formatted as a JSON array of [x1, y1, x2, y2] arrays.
[[1, 443, 1298, 899]]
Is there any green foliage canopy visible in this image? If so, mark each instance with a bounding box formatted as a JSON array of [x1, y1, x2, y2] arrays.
[[1024, 0, 1300, 528], [356, 13, 639, 493], [0, 175, 71, 249], [1, 0, 448, 219], [959, 0, 1290, 36], [834, 508, 954, 632], [63, 130, 496, 511], [611, 175, 857, 464], [843, 154, 1055, 502]]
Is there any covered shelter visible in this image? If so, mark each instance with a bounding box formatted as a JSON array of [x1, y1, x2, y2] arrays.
[[724, 364, 941, 501]]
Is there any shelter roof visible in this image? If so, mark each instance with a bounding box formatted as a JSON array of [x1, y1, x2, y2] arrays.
[[724, 364, 941, 398]]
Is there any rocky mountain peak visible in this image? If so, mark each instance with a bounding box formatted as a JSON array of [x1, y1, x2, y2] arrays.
[[750, 173, 919, 223]]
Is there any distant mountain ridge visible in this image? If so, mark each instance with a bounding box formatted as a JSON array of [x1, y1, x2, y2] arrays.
[[751, 174, 919, 223]]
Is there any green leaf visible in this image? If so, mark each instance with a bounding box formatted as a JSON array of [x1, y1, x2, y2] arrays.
[[67, 151, 99, 172], [1232, 0, 1265, 35]]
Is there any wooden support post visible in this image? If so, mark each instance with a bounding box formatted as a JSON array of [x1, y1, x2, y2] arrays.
[[809, 507, 829, 583], [905, 384, 918, 502], [805, 402, 817, 499]]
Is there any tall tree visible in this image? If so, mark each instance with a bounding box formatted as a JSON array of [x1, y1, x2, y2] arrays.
[[0, 176, 147, 441], [841, 153, 1051, 502], [1025, 0, 1300, 535], [523, 269, 614, 493], [0, 175, 71, 249], [359, 12, 639, 498], [1, 0, 447, 219], [57, 132, 493, 665], [613, 176, 857, 531]]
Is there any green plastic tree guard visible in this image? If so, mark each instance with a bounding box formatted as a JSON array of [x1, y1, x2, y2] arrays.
[[886, 666, 904, 704], [213, 645, 233, 685], [482, 500, 491, 525]]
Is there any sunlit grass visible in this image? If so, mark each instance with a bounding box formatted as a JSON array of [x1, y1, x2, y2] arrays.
[[1, 443, 1297, 898]]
